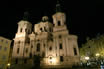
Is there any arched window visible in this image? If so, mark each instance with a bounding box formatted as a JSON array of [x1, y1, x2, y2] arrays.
[[37, 43, 40, 52], [49, 47, 52, 51], [58, 21, 61, 26], [40, 28, 43, 32]]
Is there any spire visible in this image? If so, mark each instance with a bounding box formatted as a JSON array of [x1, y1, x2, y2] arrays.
[[56, 0, 61, 12], [23, 11, 29, 21]]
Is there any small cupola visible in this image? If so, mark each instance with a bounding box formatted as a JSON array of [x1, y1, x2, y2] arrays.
[[42, 16, 49, 22]]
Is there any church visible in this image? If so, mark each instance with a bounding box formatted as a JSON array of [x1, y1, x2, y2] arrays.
[[12, 2, 80, 68]]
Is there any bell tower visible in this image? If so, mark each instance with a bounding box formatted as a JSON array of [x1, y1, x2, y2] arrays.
[[52, 12, 66, 27], [12, 12, 32, 58], [17, 12, 32, 35], [52, 1, 67, 32]]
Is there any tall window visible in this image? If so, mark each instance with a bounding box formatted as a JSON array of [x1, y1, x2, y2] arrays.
[[49, 28, 51, 32], [74, 48, 77, 55], [44, 27, 47, 32], [58, 21, 61, 26], [60, 56, 64, 62], [25, 48, 28, 53], [49, 47, 52, 51], [15, 59, 18, 64], [18, 41, 20, 44], [2, 55, 6, 60], [25, 28, 27, 32], [44, 44, 45, 48], [59, 35, 62, 39], [4, 47, 7, 51], [20, 28, 22, 32], [40, 28, 43, 32], [24, 59, 27, 64], [0, 46, 2, 50], [37, 43, 40, 52], [42, 52, 45, 57], [59, 43, 62, 49], [17, 48, 19, 54], [31, 45, 33, 48], [30, 53, 32, 58]]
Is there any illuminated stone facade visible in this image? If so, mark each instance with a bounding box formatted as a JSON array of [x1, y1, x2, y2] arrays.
[[12, 11, 80, 68], [0, 36, 11, 69]]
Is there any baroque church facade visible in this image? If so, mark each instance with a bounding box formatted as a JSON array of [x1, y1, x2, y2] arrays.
[[12, 2, 80, 68]]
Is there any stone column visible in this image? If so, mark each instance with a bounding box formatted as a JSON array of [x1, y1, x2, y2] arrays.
[[62, 36, 67, 56], [66, 36, 69, 56]]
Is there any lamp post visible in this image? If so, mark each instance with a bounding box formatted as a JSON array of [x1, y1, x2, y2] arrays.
[[95, 53, 100, 62], [85, 56, 89, 61], [85, 56, 90, 66], [7, 63, 11, 69], [96, 53, 100, 57]]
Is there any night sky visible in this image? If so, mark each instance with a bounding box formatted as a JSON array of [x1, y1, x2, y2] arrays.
[[0, 0, 104, 47]]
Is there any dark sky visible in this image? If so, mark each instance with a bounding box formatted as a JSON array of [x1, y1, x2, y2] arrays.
[[0, 0, 104, 47]]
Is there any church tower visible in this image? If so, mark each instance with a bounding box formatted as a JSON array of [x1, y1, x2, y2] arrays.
[[52, 1, 68, 33], [12, 12, 32, 58], [49, 1, 80, 67], [11, 1, 80, 68]]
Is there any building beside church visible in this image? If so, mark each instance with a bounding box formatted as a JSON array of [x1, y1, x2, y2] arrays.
[[12, 2, 80, 68], [0, 36, 12, 69]]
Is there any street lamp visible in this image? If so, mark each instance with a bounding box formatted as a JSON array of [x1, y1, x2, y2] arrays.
[[85, 56, 89, 60], [7, 63, 11, 69], [49, 57, 56, 65], [96, 53, 100, 57], [7, 63, 10, 66]]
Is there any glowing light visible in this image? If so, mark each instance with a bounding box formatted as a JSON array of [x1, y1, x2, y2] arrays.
[[85, 56, 89, 60], [7, 63, 10, 66], [49, 57, 56, 65], [96, 53, 100, 56]]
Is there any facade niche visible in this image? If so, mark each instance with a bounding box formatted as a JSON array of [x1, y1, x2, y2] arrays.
[[59, 43, 62, 49], [59, 35, 62, 39], [24, 59, 27, 64], [49, 47, 52, 51], [73, 48, 77, 55], [25, 48, 28, 53], [17, 48, 19, 54], [20, 28, 22, 32], [58, 21, 61, 26], [42, 52, 45, 57], [60, 56, 64, 62], [15, 59, 18, 64], [37, 43, 40, 52], [30, 53, 32, 58], [40, 28, 43, 32]]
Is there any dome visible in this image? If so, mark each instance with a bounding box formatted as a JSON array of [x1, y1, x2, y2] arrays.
[[42, 16, 49, 22]]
